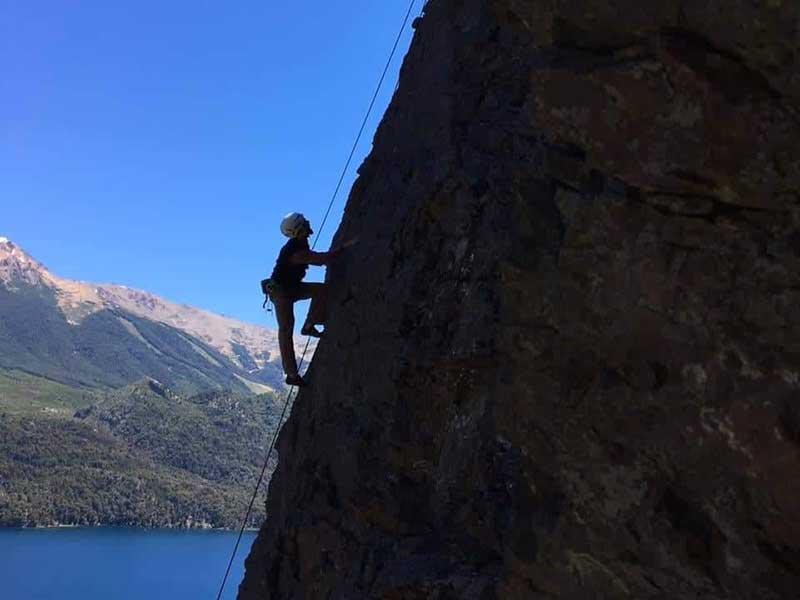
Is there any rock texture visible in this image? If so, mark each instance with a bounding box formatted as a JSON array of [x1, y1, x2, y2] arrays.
[[240, 1, 800, 598]]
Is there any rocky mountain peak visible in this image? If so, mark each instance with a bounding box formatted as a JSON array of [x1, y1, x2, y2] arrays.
[[0, 237, 51, 287]]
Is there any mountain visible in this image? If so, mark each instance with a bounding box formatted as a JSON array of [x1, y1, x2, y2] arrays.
[[0, 380, 280, 528], [0, 238, 301, 529], [240, 2, 800, 599], [0, 237, 309, 396]]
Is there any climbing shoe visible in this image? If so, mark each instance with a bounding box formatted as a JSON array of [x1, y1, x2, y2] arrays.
[[301, 324, 324, 338], [285, 373, 306, 387]]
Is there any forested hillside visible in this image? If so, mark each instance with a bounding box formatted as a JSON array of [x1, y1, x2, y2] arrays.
[[0, 381, 282, 528]]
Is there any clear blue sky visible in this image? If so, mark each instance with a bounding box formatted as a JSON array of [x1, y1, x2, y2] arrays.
[[1, 1, 418, 328]]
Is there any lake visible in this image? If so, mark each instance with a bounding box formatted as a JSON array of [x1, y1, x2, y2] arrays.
[[0, 527, 258, 600]]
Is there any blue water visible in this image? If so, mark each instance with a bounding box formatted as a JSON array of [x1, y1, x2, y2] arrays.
[[0, 527, 258, 600]]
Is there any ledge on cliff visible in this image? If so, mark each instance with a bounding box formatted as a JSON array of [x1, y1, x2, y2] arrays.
[[239, 1, 800, 598]]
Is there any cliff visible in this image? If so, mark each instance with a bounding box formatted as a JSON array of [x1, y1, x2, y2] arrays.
[[239, 1, 800, 598]]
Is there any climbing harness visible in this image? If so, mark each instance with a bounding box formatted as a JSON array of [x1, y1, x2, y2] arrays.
[[215, 2, 420, 598]]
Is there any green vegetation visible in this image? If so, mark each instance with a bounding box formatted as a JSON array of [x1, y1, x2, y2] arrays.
[[0, 368, 97, 416], [77, 380, 283, 487], [0, 284, 266, 395], [0, 381, 284, 529], [0, 278, 289, 528]]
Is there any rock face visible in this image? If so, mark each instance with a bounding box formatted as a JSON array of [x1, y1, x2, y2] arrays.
[[239, 1, 800, 598]]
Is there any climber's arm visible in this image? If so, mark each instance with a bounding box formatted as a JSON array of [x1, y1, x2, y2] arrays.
[[289, 248, 341, 266]]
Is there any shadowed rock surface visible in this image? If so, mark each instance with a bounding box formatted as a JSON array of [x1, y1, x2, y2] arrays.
[[239, 1, 800, 598]]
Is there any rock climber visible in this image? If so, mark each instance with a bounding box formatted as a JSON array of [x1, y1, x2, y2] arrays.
[[268, 212, 340, 387]]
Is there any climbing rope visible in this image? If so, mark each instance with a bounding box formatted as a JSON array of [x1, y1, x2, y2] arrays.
[[214, 2, 418, 598]]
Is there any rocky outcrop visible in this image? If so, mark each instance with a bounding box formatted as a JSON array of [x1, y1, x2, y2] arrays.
[[239, 1, 800, 598]]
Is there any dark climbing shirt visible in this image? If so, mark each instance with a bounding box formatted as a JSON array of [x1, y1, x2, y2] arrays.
[[270, 237, 309, 286]]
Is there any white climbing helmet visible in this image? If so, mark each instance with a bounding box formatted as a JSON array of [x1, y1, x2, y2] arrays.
[[280, 212, 308, 238]]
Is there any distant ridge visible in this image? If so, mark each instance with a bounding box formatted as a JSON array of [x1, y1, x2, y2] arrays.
[[0, 237, 308, 394]]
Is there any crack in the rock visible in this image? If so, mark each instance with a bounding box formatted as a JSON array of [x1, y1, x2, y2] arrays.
[[627, 184, 784, 227], [660, 27, 783, 105], [542, 42, 655, 75]]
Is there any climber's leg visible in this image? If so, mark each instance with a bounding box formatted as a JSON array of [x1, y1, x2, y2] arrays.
[[295, 283, 328, 337], [271, 288, 302, 384]]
